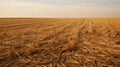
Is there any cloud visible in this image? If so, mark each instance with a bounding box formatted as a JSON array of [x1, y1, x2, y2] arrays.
[[1, 0, 120, 7], [0, 0, 120, 17], [15, 0, 120, 7]]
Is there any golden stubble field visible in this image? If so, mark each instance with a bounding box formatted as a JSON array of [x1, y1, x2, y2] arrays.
[[0, 18, 120, 67]]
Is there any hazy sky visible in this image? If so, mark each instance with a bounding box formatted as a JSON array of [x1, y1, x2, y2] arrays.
[[0, 0, 120, 17]]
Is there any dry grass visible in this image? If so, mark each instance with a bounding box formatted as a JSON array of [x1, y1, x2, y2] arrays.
[[0, 18, 120, 67]]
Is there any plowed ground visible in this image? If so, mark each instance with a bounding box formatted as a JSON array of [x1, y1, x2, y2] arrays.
[[0, 18, 120, 67]]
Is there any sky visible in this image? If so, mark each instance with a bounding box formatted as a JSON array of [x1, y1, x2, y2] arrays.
[[0, 0, 120, 18]]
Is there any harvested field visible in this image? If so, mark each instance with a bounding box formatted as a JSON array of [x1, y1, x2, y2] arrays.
[[0, 18, 120, 67]]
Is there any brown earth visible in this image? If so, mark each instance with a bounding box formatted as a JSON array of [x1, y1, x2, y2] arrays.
[[0, 18, 120, 67]]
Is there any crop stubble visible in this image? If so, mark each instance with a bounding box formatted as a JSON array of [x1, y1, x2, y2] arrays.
[[0, 18, 120, 67]]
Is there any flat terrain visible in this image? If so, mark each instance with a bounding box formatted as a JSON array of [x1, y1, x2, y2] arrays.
[[0, 18, 120, 67]]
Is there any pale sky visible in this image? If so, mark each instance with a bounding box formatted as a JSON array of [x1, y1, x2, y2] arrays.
[[0, 0, 120, 17]]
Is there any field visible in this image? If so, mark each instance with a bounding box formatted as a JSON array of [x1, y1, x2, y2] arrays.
[[0, 18, 120, 67]]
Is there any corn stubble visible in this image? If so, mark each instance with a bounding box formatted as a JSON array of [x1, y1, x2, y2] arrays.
[[0, 18, 120, 67]]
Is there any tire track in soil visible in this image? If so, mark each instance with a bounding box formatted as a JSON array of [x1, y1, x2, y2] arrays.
[[57, 19, 92, 67], [38, 19, 85, 47], [59, 19, 110, 67], [71, 19, 120, 67], [46, 19, 88, 67], [30, 19, 87, 66], [28, 19, 77, 49], [61, 19, 104, 67]]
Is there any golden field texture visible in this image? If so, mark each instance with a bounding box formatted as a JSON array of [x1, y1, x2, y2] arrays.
[[0, 18, 120, 67]]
